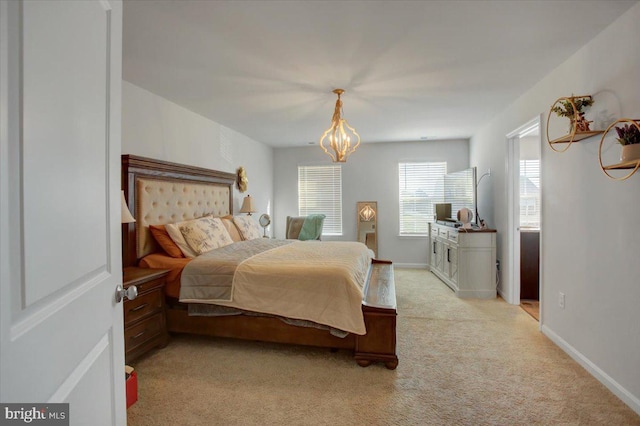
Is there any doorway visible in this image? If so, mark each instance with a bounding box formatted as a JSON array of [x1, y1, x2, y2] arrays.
[[506, 116, 542, 324]]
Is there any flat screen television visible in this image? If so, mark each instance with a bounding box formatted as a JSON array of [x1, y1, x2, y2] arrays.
[[444, 167, 477, 224]]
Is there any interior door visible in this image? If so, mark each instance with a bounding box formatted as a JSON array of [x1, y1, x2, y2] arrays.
[[0, 1, 125, 424]]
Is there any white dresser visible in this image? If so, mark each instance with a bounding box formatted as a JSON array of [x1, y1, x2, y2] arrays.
[[428, 222, 497, 299]]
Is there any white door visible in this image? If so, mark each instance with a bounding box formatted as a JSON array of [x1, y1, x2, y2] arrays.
[[0, 1, 125, 424]]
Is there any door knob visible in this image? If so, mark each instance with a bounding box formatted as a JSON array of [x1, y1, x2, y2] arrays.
[[115, 284, 138, 303]]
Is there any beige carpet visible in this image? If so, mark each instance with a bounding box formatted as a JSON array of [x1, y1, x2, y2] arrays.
[[127, 269, 640, 425]]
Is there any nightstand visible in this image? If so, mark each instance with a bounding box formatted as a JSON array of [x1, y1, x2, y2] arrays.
[[123, 267, 170, 362]]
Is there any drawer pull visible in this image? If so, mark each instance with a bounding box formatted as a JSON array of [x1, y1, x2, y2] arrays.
[[433, 242, 436, 254], [447, 248, 450, 262], [132, 331, 146, 340], [130, 303, 149, 313]]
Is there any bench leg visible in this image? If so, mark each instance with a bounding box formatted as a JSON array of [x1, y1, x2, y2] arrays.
[[354, 306, 398, 369]]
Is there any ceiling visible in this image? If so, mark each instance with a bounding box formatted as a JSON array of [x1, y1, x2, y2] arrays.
[[123, 0, 637, 148]]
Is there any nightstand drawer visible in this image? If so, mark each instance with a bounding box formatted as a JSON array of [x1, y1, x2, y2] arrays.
[[125, 313, 164, 352], [122, 267, 169, 362], [134, 276, 166, 294], [124, 289, 163, 324]]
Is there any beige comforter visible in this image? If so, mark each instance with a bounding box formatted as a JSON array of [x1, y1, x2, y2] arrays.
[[179, 239, 373, 335]]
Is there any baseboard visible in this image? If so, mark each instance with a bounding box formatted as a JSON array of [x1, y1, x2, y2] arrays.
[[541, 324, 640, 416], [394, 263, 428, 269], [456, 289, 496, 299], [497, 286, 508, 302]]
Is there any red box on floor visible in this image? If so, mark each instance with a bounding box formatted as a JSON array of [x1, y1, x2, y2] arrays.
[[126, 370, 138, 408]]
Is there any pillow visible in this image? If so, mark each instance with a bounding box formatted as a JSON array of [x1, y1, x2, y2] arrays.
[[149, 224, 184, 258], [179, 216, 234, 255], [232, 216, 261, 240], [165, 219, 202, 258], [221, 215, 243, 242]]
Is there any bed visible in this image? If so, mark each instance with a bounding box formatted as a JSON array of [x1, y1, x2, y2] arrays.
[[122, 154, 398, 369]]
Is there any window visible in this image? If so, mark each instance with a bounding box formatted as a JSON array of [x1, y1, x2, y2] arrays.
[[399, 162, 447, 235], [444, 168, 476, 218], [520, 159, 540, 229], [298, 165, 342, 235]]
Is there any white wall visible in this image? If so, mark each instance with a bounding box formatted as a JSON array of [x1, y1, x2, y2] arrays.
[[274, 139, 469, 266], [470, 3, 640, 413], [121, 81, 274, 225]]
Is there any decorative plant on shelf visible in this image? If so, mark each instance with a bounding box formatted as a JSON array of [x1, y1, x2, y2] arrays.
[[551, 96, 594, 132], [615, 123, 640, 145], [614, 122, 640, 163]]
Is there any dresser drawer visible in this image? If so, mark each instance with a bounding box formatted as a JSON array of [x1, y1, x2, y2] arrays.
[[439, 229, 448, 238], [125, 313, 164, 352], [124, 289, 163, 324], [448, 232, 458, 243]]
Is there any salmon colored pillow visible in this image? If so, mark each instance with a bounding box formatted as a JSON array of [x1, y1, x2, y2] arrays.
[[149, 224, 185, 258]]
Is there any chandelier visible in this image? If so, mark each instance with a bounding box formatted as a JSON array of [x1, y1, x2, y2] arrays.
[[319, 89, 360, 162]]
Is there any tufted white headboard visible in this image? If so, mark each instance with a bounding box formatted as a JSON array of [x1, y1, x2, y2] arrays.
[[122, 155, 236, 266], [136, 177, 231, 259]]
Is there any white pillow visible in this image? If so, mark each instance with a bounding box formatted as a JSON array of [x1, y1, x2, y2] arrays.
[[165, 216, 211, 258], [178, 216, 234, 255], [232, 216, 262, 240], [220, 215, 244, 242]]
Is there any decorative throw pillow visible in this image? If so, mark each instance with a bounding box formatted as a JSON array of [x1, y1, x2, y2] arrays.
[[165, 219, 202, 258], [149, 224, 185, 258], [179, 216, 234, 255], [232, 216, 261, 240], [221, 215, 243, 242]]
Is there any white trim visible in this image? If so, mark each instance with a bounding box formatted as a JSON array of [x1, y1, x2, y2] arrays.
[[505, 116, 542, 308], [394, 263, 428, 269], [542, 325, 640, 416], [505, 133, 519, 305], [497, 286, 508, 302]]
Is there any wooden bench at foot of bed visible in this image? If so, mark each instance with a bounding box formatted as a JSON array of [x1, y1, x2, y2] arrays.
[[356, 259, 398, 370], [166, 259, 398, 370]]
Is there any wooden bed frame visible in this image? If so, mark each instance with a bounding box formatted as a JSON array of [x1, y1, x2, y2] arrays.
[[122, 155, 398, 369]]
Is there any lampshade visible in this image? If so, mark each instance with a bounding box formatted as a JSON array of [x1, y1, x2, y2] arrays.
[[239, 195, 256, 215], [319, 89, 360, 163], [121, 190, 136, 224], [359, 204, 376, 222]]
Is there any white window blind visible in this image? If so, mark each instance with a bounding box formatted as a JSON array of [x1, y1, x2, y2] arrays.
[[444, 168, 476, 218], [298, 165, 342, 235], [520, 159, 540, 229], [399, 162, 447, 235]]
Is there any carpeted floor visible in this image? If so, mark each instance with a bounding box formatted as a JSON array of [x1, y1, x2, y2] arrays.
[[127, 269, 640, 425]]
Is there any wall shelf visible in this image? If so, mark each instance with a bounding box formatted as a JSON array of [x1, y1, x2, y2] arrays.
[[546, 95, 599, 152], [602, 159, 640, 170], [549, 130, 603, 145], [598, 118, 640, 181]]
